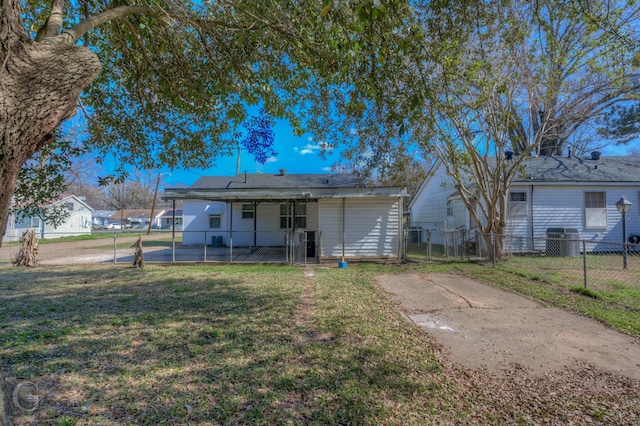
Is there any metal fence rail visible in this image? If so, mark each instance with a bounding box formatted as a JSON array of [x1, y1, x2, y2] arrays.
[[0, 230, 315, 265], [404, 228, 640, 290]]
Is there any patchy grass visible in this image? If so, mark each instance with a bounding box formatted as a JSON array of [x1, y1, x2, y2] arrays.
[[570, 286, 601, 299], [0, 264, 465, 424], [2, 263, 639, 425]]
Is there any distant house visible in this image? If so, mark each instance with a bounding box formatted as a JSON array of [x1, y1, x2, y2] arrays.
[[409, 154, 640, 251], [4, 195, 93, 242], [108, 209, 156, 229], [157, 208, 183, 230], [163, 172, 407, 262], [92, 210, 117, 229]]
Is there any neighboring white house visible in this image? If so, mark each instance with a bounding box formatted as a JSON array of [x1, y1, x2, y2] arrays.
[[92, 210, 118, 229], [163, 172, 407, 262], [4, 195, 93, 242], [107, 209, 162, 229], [409, 154, 640, 252], [156, 208, 183, 230]]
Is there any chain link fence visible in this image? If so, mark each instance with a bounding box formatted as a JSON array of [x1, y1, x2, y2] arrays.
[[0, 229, 316, 266], [405, 227, 640, 291]]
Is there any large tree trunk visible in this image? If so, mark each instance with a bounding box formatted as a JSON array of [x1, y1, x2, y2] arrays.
[[0, 1, 101, 247], [1, 1, 101, 422]]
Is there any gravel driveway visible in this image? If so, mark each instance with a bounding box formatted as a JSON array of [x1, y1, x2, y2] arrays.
[[377, 273, 640, 381]]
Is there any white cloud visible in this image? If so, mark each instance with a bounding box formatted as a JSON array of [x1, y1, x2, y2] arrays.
[[265, 156, 278, 163], [295, 142, 332, 156]]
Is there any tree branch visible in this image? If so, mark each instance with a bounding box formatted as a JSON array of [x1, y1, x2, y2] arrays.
[[60, 5, 162, 44], [36, 0, 64, 41], [55, 4, 261, 45]]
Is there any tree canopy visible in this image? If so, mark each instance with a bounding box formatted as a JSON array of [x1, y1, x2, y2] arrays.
[[1, 0, 402, 246], [304, 0, 640, 257]]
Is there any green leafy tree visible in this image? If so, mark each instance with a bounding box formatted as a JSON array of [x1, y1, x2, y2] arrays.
[[306, 0, 640, 259], [0, 0, 403, 420], [11, 130, 84, 227], [0, 0, 356, 249]]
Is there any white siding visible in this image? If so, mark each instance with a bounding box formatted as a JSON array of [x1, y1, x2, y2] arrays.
[[319, 198, 402, 259], [411, 161, 640, 253], [452, 198, 467, 229], [410, 163, 452, 229], [518, 184, 640, 250], [182, 200, 319, 247], [182, 201, 227, 245]]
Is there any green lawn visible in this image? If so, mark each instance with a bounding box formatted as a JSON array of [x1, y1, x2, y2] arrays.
[[1, 263, 639, 425]]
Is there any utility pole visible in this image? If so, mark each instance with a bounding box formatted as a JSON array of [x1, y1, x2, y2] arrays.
[[147, 173, 170, 235]]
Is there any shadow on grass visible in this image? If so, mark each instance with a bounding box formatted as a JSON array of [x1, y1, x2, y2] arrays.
[[0, 265, 444, 424]]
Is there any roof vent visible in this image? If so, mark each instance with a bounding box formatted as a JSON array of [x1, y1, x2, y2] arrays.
[[279, 169, 286, 176], [504, 150, 514, 160], [591, 151, 601, 160]]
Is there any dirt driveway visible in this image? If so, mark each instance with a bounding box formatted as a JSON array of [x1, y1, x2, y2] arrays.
[[377, 273, 640, 381]]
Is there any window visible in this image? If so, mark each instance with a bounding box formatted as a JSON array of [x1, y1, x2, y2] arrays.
[[30, 217, 40, 228], [209, 214, 221, 229], [585, 191, 606, 228], [446, 200, 453, 217], [280, 203, 306, 228], [65, 202, 74, 211], [508, 192, 527, 216], [242, 203, 254, 219]]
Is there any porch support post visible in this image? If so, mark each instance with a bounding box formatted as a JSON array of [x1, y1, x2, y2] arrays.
[[171, 200, 176, 263], [252, 201, 260, 247], [229, 202, 233, 263], [342, 197, 346, 262]]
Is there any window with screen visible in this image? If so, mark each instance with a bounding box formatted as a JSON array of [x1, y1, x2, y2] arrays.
[[280, 203, 306, 228], [585, 191, 606, 228], [209, 214, 221, 229]]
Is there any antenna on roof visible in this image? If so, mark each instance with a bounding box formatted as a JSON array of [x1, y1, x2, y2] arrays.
[[236, 144, 241, 175]]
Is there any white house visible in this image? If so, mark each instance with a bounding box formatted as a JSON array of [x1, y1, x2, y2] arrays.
[[5, 194, 93, 242], [163, 172, 407, 262], [156, 208, 183, 230], [409, 154, 640, 252]]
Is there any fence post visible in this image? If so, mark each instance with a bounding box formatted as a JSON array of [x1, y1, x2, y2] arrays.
[[582, 240, 587, 289], [113, 232, 117, 263], [492, 233, 497, 267], [284, 231, 293, 263], [453, 231, 458, 259], [204, 233, 207, 262], [444, 230, 449, 257]]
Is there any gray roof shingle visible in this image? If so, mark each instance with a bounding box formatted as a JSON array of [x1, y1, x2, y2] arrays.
[[189, 173, 361, 189], [515, 155, 640, 183]]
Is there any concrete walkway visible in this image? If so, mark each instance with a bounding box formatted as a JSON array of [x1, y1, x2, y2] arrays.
[[377, 273, 640, 380]]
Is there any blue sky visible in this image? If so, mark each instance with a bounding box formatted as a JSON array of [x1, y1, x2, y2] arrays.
[[148, 118, 344, 189]]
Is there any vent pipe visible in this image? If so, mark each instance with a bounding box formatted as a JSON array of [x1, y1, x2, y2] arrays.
[[591, 151, 601, 160]]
